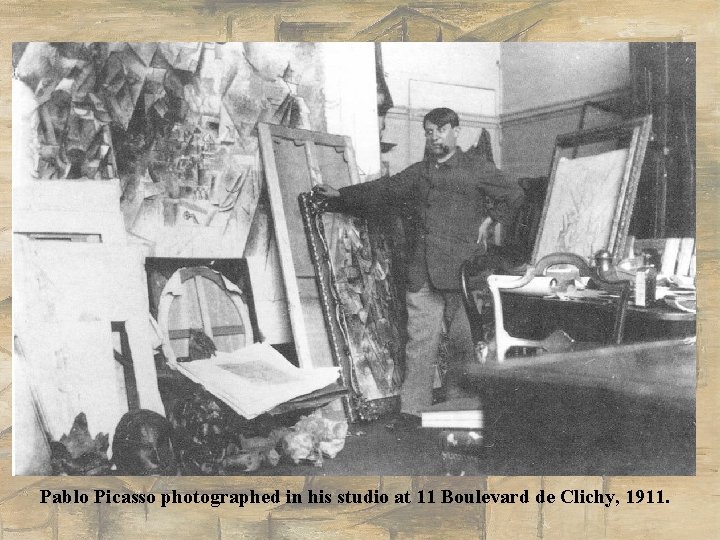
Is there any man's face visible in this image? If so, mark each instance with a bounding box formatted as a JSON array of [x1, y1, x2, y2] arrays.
[[424, 121, 459, 159]]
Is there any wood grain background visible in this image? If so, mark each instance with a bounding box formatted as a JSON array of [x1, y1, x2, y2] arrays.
[[1, 1, 718, 537]]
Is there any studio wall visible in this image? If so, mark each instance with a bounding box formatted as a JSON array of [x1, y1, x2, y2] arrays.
[[500, 42, 630, 179]]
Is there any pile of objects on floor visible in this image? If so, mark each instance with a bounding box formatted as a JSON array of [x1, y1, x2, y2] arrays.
[[168, 386, 348, 474], [49, 394, 349, 475]]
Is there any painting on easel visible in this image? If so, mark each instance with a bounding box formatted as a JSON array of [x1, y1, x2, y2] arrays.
[[533, 115, 653, 265]]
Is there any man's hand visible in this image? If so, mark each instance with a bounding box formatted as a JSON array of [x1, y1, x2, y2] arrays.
[[309, 184, 342, 213]]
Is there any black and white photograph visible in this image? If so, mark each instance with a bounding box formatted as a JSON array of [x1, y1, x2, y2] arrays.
[[12, 41, 696, 477]]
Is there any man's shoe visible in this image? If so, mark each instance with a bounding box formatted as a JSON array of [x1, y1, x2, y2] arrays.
[[385, 413, 422, 432]]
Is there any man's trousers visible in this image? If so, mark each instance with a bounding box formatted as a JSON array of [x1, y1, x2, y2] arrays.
[[401, 282, 475, 416]]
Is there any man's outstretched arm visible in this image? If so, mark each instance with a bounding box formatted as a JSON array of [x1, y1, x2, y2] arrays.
[[312, 163, 421, 215]]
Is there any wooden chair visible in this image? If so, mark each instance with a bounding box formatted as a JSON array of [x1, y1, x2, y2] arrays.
[[459, 175, 547, 349]]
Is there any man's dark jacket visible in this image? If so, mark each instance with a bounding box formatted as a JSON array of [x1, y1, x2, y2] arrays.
[[334, 149, 523, 292]]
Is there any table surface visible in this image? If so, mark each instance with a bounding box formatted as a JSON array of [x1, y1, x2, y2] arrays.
[[466, 337, 696, 412]]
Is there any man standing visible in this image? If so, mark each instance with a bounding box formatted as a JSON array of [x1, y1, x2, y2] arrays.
[[314, 107, 522, 429]]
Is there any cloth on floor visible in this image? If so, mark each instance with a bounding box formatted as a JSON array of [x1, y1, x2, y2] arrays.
[[170, 342, 341, 419]]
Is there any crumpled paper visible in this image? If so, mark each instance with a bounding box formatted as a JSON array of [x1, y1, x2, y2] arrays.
[[282, 411, 348, 467]]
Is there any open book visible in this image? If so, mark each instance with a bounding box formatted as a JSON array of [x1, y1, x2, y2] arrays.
[[172, 343, 342, 419]]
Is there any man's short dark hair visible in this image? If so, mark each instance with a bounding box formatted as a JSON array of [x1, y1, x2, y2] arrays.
[[423, 107, 459, 128]]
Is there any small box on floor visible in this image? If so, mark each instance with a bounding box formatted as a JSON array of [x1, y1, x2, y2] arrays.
[[421, 398, 483, 429]]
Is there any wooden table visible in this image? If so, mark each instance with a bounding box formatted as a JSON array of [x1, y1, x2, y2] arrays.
[[467, 337, 696, 412]]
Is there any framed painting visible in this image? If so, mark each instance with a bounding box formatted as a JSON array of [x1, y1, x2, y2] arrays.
[[532, 115, 653, 265], [299, 193, 404, 420], [258, 123, 403, 421]]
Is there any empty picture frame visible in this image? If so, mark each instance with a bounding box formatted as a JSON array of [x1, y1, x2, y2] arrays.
[[532, 115, 653, 264], [258, 124, 357, 370]]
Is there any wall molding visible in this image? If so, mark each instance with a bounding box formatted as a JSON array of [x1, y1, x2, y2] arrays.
[[386, 105, 500, 129], [500, 88, 630, 128], [386, 88, 630, 135]]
